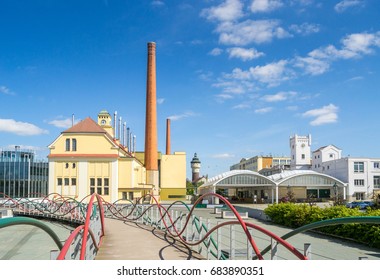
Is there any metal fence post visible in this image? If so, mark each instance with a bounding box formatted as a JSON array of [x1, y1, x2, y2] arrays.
[[206, 219, 211, 260], [271, 238, 278, 260], [217, 221, 221, 260], [198, 217, 203, 254], [304, 243, 311, 260], [230, 224, 235, 260], [247, 228, 253, 260]]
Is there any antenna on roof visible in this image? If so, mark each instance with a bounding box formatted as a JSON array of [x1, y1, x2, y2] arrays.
[[123, 122, 127, 147], [113, 111, 117, 138], [118, 116, 122, 140]]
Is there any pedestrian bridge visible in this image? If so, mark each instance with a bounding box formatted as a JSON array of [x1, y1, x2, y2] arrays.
[[0, 192, 379, 260]]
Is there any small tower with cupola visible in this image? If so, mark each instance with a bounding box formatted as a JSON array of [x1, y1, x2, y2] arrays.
[[97, 110, 114, 137], [191, 153, 201, 183]]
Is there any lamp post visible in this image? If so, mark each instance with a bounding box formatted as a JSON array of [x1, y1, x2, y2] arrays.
[[333, 182, 338, 205]]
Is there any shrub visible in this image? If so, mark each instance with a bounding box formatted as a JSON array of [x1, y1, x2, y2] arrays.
[[264, 203, 380, 249]]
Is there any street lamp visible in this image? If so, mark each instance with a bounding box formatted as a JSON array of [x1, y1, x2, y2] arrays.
[[333, 182, 338, 205]]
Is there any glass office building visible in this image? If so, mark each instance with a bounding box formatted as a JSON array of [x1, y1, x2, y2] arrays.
[[0, 147, 48, 198]]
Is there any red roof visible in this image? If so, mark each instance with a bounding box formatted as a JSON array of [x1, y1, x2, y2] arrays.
[[63, 117, 107, 134]]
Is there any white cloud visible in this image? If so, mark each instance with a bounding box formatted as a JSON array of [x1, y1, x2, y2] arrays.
[[294, 31, 380, 75], [335, 0, 363, 13], [168, 111, 197, 121], [217, 19, 290, 45], [249, 60, 293, 86], [209, 48, 223, 56], [302, 104, 339, 126], [289, 23, 320, 35], [215, 93, 234, 103], [157, 98, 165, 105], [0, 85, 15, 95], [250, 0, 284, 13], [0, 119, 48, 136], [48, 118, 80, 128], [261, 91, 297, 102], [255, 107, 273, 114], [227, 47, 264, 61], [232, 103, 251, 110], [294, 56, 331, 75], [200, 0, 244, 22]]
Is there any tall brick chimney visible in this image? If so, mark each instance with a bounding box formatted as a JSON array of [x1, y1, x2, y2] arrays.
[[166, 118, 171, 155], [144, 42, 159, 195]]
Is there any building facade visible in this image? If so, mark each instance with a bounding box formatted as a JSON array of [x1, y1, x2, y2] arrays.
[[230, 156, 291, 172], [0, 147, 48, 198], [313, 156, 380, 201], [48, 111, 186, 202], [289, 134, 312, 170]]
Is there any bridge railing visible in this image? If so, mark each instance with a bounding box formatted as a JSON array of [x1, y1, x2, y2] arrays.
[[103, 193, 308, 260], [0, 192, 105, 260]]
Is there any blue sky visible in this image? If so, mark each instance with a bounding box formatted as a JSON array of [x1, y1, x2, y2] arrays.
[[1, 0, 380, 179]]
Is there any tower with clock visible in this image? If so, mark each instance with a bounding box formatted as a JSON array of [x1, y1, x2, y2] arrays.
[[289, 134, 312, 170]]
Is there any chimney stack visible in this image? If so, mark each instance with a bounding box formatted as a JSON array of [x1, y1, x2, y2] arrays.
[[166, 118, 171, 155], [144, 42, 159, 198], [144, 42, 158, 171]]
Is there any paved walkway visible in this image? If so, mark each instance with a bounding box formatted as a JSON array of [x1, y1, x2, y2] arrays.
[[95, 218, 204, 260]]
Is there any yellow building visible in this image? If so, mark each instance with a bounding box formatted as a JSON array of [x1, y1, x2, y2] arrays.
[[48, 110, 186, 202]]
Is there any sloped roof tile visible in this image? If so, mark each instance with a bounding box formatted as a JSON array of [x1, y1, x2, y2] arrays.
[[63, 117, 106, 133]]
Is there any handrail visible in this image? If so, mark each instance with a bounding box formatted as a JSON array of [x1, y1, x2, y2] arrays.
[[255, 216, 380, 259], [0, 216, 63, 250]]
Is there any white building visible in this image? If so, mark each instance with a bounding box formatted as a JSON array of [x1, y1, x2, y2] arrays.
[[289, 134, 312, 170], [312, 145, 342, 172], [313, 156, 380, 201], [291, 135, 380, 201]]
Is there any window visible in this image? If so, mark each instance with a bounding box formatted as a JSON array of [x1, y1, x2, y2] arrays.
[[354, 162, 364, 173], [72, 163, 76, 169], [97, 178, 102, 186], [104, 187, 109, 195], [374, 176, 380, 188], [65, 163, 69, 169], [65, 139, 70, 151], [374, 162, 380, 169], [90, 187, 95, 194], [72, 139, 77, 151], [57, 178, 62, 186], [64, 178, 70, 186], [122, 192, 127, 200], [329, 154, 334, 158], [97, 187, 102, 195], [355, 192, 365, 200], [302, 154, 305, 159], [90, 178, 95, 186], [71, 178, 77, 186], [354, 179, 365, 186], [104, 178, 109, 186]]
